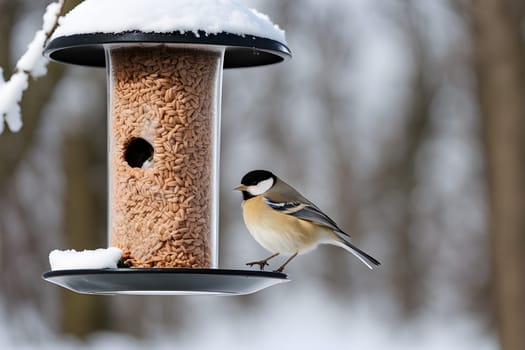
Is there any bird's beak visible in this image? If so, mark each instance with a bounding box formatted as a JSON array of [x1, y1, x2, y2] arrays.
[[234, 184, 247, 191]]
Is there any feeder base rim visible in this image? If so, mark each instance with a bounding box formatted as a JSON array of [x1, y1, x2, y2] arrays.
[[42, 268, 289, 296]]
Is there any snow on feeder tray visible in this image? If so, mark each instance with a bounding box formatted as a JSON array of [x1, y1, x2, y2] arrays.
[[42, 0, 291, 295]]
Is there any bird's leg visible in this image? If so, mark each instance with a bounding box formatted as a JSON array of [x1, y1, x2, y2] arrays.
[[274, 252, 298, 273], [246, 252, 280, 270]]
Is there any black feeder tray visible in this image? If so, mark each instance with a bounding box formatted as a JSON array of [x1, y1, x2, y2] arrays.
[[43, 268, 288, 296], [42, 19, 291, 295]]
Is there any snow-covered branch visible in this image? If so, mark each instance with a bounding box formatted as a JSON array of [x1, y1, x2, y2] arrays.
[[0, 0, 66, 134]]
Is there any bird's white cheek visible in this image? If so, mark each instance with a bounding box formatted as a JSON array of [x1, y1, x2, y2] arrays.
[[247, 178, 274, 196]]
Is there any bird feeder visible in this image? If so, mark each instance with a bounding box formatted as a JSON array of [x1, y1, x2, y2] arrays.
[[42, 0, 291, 295]]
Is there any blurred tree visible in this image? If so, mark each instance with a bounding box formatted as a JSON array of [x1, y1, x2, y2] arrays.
[[374, 54, 433, 316], [0, 0, 115, 339], [367, 2, 436, 316], [0, 0, 66, 304], [61, 119, 110, 336], [471, 0, 525, 349]]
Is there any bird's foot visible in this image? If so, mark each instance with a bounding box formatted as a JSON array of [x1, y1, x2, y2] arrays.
[[245, 253, 280, 271], [245, 260, 270, 270], [272, 252, 298, 273]]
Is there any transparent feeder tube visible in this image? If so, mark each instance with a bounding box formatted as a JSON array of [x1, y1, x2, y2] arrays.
[[106, 45, 224, 268]]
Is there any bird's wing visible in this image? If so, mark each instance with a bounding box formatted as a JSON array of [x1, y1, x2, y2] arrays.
[[263, 197, 345, 235], [263, 195, 380, 268]]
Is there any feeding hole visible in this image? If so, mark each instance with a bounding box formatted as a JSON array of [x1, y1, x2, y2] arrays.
[[125, 138, 154, 168]]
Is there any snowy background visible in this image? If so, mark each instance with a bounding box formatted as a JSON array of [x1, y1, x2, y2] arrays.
[[2, 0, 521, 348]]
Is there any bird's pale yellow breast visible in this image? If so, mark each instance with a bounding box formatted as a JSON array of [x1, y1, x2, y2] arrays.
[[242, 196, 322, 253]]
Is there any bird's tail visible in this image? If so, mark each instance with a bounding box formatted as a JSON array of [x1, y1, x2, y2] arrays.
[[332, 233, 381, 269]]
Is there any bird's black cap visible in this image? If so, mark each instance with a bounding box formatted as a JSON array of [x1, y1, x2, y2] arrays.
[[240, 170, 276, 186]]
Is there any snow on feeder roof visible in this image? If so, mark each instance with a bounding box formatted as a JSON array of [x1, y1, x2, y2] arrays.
[[45, 0, 291, 68]]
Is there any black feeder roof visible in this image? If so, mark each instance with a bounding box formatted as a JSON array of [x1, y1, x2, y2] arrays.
[[44, 30, 292, 68]]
